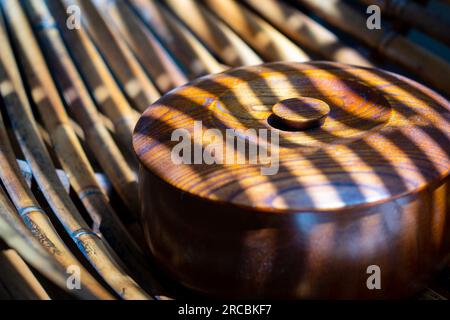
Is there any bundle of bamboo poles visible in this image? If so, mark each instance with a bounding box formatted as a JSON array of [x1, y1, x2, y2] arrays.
[[0, 0, 448, 300], [359, 0, 450, 46], [294, 0, 450, 96]]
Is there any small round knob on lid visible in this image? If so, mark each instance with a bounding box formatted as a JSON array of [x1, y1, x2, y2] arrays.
[[271, 97, 330, 131]]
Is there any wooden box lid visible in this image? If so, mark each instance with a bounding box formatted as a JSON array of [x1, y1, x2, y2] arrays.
[[133, 62, 450, 212]]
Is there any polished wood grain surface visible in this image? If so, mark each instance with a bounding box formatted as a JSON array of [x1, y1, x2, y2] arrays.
[[135, 61, 450, 298], [0, 0, 448, 300], [135, 62, 449, 211], [271, 97, 330, 130]]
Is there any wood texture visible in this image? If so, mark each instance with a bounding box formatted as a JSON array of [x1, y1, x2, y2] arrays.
[[243, 0, 372, 67], [359, 0, 450, 47], [69, 0, 160, 112], [1, 0, 150, 300], [28, 0, 138, 221], [128, 0, 225, 78], [0, 249, 50, 300], [271, 97, 330, 130], [135, 62, 450, 209], [0, 10, 113, 300], [0, 113, 109, 299], [164, 0, 262, 67], [0, 0, 448, 300], [134, 61, 450, 298], [294, 0, 450, 97], [99, 0, 188, 93], [204, 0, 310, 62], [0, 186, 71, 297], [47, 0, 140, 160], [25, 0, 162, 296]]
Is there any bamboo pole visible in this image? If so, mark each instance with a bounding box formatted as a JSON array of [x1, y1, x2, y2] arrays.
[[128, 0, 225, 79], [25, 0, 166, 296], [0, 249, 50, 300], [45, 0, 140, 158], [295, 0, 450, 97], [203, 0, 310, 62], [27, 0, 139, 226], [359, 0, 450, 47], [97, 0, 187, 93], [0, 11, 113, 301], [17, 0, 140, 218], [66, 0, 160, 113], [0, 186, 87, 299], [0, 279, 11, 299], [242, 0, 372, 67], [1, 0, 150, 300], [0, 157, 110, 300], [164, 0, 262, 67], [48, 0, 141, 202]]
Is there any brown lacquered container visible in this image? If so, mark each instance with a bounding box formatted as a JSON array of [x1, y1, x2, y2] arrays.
[[133, 62, 450, 299]]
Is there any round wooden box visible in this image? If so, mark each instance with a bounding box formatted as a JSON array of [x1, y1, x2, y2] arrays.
[[133, 62, 450, 299]]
